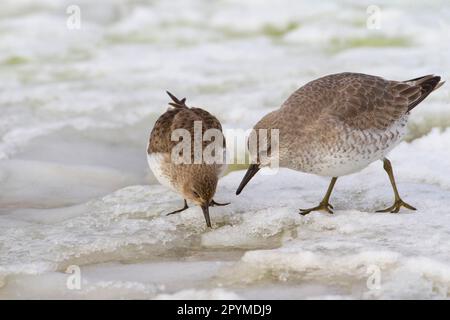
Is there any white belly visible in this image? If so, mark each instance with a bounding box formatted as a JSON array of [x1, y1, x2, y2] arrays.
[[147, 152, 174, 190], [287, 117, 408, 177], [316, 149, 387, 177], [147, 149, 227, 190], [319, 124, 407, 176]]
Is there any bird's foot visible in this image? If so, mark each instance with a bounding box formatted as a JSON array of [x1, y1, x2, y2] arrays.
[[299, 201, 334, 216], [166, 201, 189, 216], [376, 198, 416, 213], [210, 199, 230, 207]]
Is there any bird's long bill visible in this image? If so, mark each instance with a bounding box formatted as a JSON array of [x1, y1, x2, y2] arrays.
[[236, 164, 260, 195], [201, 204, 212, 228]]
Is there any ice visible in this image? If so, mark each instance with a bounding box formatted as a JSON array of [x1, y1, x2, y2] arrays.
[[1, 0, 450, 299], [2, 129, 450, 298], [154, 288, 241, 300]]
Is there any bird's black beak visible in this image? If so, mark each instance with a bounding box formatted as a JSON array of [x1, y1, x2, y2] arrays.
[[236, 164, 260, 195], [201, 203, 212, 228]]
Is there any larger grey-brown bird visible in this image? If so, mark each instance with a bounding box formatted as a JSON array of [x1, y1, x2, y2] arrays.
[[147, 92, 229, 227], [236, 72, 444, 214]]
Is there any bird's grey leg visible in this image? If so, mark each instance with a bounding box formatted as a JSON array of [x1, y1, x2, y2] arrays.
[[376, 158, 416, 213], [166, 199, 189, 216], [210, 199, 230, 207], [299, 177, 337, 216]]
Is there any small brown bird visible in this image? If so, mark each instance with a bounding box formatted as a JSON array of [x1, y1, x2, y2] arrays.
[[236, 72, 444, 214], [147, 92, 229, 227]]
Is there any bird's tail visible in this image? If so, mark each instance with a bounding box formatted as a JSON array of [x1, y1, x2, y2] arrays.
[[166, 91, 188, 108], [403, 75, 444, 111]]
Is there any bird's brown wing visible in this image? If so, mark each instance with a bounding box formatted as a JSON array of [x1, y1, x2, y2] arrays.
[[338, 73, 441, 129], [189, 107, 226, 148], [301, 73, 441, 130], [331, 73, 412, 130], [148, 107, 181, 154], [189, 108, 223, 131], [402, 74, 443, 111], [148, 107, 225, 155]]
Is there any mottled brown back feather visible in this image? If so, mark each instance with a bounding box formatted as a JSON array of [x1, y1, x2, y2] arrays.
[[402, 75, 441, 111], [148, 105, 225, 156], [278, 72, 442, 131]]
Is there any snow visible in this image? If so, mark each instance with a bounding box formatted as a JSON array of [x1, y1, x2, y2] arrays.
[[1, 128, 450, 299], [1, 0, 450, 299]]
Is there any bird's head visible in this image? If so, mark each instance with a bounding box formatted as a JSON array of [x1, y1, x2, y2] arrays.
[[236, 112, 280, 195], [181, 166, 218, 227]]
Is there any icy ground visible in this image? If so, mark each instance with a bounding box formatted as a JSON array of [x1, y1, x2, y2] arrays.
[[1, 0, 450, 299], [1, 129, 450, 299]]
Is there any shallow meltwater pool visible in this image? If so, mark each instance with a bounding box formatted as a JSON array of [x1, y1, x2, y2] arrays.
[[1, 0, 450, 299]]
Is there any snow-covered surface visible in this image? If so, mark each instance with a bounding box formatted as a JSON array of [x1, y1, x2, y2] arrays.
[[2, 129, 450, 299], [1, 0, 450, 299]]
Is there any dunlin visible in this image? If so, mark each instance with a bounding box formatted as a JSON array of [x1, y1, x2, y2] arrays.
[[147, 92, 229, 227], [236, 73, 444, 214]]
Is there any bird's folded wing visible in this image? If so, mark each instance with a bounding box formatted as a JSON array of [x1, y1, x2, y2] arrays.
[[148, 107, 225, 156], [329, 74, 439, 130]]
